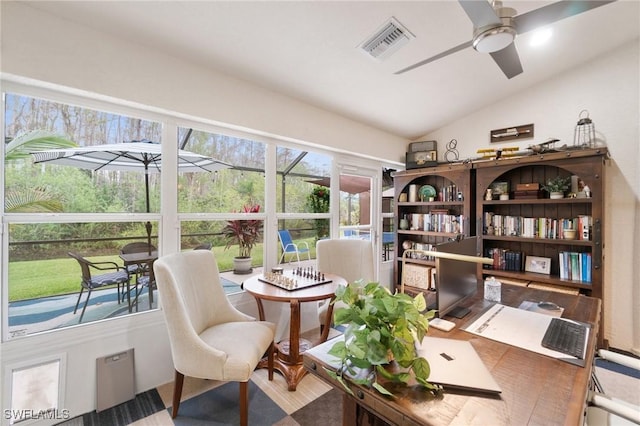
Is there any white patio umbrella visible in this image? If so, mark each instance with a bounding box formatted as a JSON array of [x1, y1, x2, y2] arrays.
[[31, 139, 232, 251]]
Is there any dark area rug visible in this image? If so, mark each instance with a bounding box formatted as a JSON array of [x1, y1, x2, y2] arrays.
[[61, 388, 165, 426], [289, 389, 342, 426], [171, 380, 287, 426]]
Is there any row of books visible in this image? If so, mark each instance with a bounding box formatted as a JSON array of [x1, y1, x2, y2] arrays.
[[439, 184, 462, 202], [483, 248, 524, 271], [419, 213, 464, 234], [483, 213, 592, 240], [559, 251, 592, 283]]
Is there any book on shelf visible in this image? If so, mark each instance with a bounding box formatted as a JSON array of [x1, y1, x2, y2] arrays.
[[484, 248, 523, 271], [578, 215, 592, 241], [558, 251, 592, 283]]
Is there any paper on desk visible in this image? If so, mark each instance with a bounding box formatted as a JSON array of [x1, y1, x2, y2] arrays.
[[518, 300, 564, 317], [464, 304, 585, 365]]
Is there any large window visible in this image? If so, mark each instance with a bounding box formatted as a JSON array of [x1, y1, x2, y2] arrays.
[[276, 147, 332, 258], [177, 128, 266, 213], [4, 93, 163, 336], [2, 85, 389, 340]]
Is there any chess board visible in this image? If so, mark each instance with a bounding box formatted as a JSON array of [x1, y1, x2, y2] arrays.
[[258, 268, 332, 291]]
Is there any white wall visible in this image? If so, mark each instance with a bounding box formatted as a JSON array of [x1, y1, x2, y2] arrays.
[[421, 39, 640, 352]]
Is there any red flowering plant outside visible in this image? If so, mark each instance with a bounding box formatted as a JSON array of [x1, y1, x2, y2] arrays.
[[222, 204, 263, 258]]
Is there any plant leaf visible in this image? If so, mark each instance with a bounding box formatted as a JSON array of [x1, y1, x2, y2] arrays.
[[372, 382, 395, 397]]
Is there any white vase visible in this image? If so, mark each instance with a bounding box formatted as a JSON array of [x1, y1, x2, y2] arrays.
[[550, 192, 564, 199]]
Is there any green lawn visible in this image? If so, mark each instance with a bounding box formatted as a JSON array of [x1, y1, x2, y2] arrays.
[[8, 240, 317, 301]]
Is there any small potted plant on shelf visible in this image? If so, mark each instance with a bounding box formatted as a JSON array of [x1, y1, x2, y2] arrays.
[[542, 176, 571, 199], [325, 280, 439, 396], [222, 204, 263, 274]]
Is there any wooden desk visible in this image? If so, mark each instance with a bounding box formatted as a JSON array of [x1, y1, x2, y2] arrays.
[[243, 272, 347, 391], [119, 251, 158, 311], [303, 284, 601, 425]]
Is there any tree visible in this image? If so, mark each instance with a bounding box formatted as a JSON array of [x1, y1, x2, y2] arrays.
[[307, 186, 330, 239]]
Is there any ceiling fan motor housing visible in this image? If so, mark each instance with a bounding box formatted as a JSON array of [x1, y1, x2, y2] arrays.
[[472, 3, 517, 53]]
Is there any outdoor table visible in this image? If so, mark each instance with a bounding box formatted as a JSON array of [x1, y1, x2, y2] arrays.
[[119, 251, 158, 312]]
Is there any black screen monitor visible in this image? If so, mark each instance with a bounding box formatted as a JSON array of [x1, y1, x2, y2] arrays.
[[434, 236, 480, 319]]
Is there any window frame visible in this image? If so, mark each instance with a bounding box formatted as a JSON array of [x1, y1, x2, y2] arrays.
[[1, 77, 402, 342]]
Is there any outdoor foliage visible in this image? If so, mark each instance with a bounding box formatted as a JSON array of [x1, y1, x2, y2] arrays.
[[326, 281, 439, 396], [4, 130, 77, 212], [307, 186, 330, 239], [222, 204, 263, 258]]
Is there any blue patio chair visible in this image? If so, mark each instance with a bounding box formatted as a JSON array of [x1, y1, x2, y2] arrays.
[[68, 252, 130, 322], [278, 230, 311, 264], [343, 229, 356, 238]]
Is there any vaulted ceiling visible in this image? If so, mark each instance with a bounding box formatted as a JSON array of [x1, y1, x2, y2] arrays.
[[24, 1, 640, 139]]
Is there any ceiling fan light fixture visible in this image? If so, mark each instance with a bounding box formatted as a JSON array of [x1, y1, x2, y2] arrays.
[[472, 25, 516, 53]]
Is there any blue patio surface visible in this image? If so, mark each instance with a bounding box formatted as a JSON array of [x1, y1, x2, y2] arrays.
[[8, 277, 242, 338]]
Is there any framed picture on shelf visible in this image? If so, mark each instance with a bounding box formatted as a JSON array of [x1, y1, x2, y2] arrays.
[[525, 256, 551, 274], [490, 181, 509, 198]]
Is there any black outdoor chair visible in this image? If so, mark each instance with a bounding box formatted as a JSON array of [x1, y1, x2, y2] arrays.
[[132, 258, 156, 311], [68, 252, 130, 322]]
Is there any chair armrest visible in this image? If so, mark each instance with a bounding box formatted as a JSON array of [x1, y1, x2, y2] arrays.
[[89, 260, 126, 272], [283, 243, 298, 251], [300, 241, 310, 250]]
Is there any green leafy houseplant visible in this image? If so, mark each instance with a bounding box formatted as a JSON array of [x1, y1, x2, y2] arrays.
[[542, 176, 571, 194], [222, 204, 263, 258], [325, 281, 439, 396]]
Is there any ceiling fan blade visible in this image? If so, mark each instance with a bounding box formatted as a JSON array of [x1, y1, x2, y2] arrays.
[[490, 43, 523, 79], [459, 0, 501, 28], [395, 40, 473, 75], [514, 0, 616, 35]]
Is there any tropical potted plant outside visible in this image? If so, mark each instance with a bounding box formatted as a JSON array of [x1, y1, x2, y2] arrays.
[[325, 280, 440, 396], [542, 176, 571, 199], [222, 204, 263, 274]]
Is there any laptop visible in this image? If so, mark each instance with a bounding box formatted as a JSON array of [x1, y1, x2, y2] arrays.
[[416, 336, 502, 394]]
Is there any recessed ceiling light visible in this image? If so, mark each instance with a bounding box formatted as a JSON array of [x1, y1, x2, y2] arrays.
[[530, 28, 553, 47]]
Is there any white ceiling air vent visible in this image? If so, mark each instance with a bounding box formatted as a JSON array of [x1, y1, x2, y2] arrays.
[[360, 17, 414, 61]]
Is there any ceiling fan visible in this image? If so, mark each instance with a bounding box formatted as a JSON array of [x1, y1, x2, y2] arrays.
[[395, 0, 616, 79]]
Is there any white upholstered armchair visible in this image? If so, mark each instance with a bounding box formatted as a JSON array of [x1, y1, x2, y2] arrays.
[[153, 250, 275, 425], [316, 238, 375, 332]]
